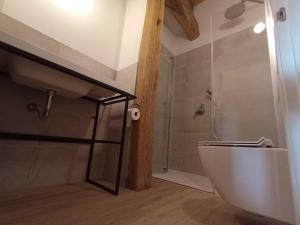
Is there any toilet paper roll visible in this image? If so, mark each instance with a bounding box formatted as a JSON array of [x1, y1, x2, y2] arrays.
[[128, 108, 140, 121], [126, 108, 140, 127]]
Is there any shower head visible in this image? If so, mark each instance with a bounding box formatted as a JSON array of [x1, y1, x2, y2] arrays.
[[224, 2, 246, 20], [224, 0, 264, 20]]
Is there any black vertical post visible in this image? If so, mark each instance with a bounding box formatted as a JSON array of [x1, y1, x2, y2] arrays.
[[86, 102, 101, 182], [114, 96, 129, 195]]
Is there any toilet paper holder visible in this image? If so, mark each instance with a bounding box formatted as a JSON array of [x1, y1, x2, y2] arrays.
[[131, 102, 141, 109]]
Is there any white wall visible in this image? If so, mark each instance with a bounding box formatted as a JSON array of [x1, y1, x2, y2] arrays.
[[118, 0, 147, 70], [1, 0, 127, 70], [0, 0, 4, 10], [115, 0, 147, 95], [163, 0, 266, 55]]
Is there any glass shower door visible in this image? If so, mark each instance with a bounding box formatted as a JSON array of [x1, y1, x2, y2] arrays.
[[152, 54, 172, 173], [211, 5, 278, 144]]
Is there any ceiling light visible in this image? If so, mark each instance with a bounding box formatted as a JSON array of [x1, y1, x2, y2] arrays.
[[52, 0, 94, 16], [253, 22, 266, 34]]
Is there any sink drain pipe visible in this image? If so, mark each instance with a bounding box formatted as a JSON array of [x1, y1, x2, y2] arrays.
[[26, 90, 56, 120]]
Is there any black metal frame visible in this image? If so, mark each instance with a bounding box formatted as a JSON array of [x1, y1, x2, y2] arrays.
[[0, 41, 135, 195]]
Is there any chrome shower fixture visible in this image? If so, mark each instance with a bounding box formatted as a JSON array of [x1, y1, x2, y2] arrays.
[[224, 0, 264, 20], [194, 104, 206, 117], [206, 89, 213, 97]]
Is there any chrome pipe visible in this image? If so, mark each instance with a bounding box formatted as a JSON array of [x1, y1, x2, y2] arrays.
[[26, 90, 56, 120]]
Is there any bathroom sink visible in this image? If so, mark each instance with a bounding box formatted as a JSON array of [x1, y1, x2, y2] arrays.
[[9, 55, 94, 98]]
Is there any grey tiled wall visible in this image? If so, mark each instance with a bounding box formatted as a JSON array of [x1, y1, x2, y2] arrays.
[[0, 13, 124, 192], [170, 44, 212, 176], [169, 27, 278, 176], [96, 62, 138, 186], [0, 75, 114, 191], [213, 27, 278, 144]]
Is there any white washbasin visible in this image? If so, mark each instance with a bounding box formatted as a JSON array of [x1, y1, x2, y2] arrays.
[[9, 55, 94, 98]]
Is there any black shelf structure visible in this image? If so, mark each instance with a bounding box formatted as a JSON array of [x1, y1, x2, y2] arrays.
[[0, 41, 136, 195]]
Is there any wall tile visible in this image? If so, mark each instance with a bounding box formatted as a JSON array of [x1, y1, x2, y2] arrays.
[[0, 145, 38, 191], [186, 44, 211, 66], [213, 27, 278, 145], [170, 133, 185, 153], [115, 63, 138, 94], [169, 27, 278, 175], [175, 54, 187, 69], [170, 43, 213, 175], [184, 116, 212, 133], [171, 117, 184, 133], [172, 99, 184, 117], [0, 75, 111, 191], [174, 67, 186, 85]]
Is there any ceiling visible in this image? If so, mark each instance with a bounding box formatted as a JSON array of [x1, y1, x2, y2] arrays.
[[163, 0, 265, 39]]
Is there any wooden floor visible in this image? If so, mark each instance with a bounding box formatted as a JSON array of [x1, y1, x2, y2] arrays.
[[0, 179, 289, 225]]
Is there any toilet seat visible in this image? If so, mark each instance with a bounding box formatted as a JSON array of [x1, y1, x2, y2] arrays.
[[198, 137, 274, 148]]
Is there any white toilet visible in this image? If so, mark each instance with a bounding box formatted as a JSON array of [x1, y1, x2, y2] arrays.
[[198, 145, 294, 224]]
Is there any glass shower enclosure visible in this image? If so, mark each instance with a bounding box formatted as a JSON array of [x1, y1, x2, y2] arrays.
[[153, 0, 280, 192], [152, 53, 173, 173]]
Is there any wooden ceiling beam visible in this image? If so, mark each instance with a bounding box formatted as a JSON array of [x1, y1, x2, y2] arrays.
[[189, 0, 205, 6], [165, 0, 205, 41]]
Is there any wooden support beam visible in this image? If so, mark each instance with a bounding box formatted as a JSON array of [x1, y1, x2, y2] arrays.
[[127, 0, 165, 191], [189, 0, 205, 6], [165, 0, 205, 41]]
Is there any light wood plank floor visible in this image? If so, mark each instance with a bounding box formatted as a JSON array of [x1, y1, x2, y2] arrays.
[[0, 179, 290, 225]]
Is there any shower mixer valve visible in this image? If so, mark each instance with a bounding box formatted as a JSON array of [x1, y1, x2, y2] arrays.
[[194, 104, 205, 117]]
